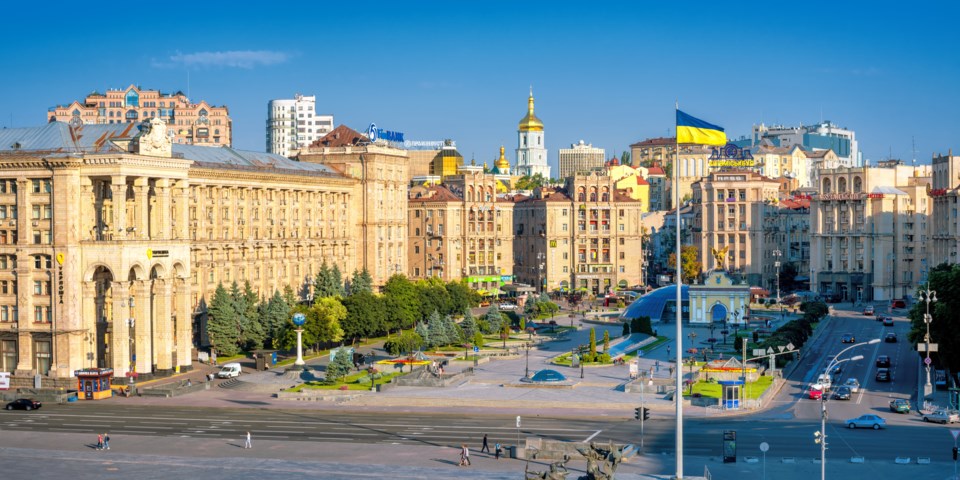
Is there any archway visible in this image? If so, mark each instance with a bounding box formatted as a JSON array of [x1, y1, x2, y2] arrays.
[[710, 302, 728, 324]]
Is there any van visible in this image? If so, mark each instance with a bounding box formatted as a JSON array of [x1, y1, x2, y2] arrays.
[[816, 373, 832, 390], [216, 362, 242, 379]]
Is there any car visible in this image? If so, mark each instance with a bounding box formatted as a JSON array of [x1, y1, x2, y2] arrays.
[[885, 332, 897, 343], [843, 378, 861, 393], [876, 355, 891, 368], [498, 303, 518, 311], [5, 399, 41, 411], [833, 386, 852, 400], [863, 305, 875, 315], [923, 409, 960, 424], [875, 368, 891, 382], [830, 364, 843, 376], [841, 333, 856, 343], [891, 299, 907, 309], [816, 374, 833, 390], [845, 414, 887, 429], [889, 399, 911, 413], [808, 387, 824, 400], [882, 317, 895, 327], [216, 362, 242, 379]]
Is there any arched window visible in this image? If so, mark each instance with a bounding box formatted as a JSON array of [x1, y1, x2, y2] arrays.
[[822, 178, 832, 194], [853, 176, 863, 193], [125, 110, 138, 121], [837, 177, 847, 193]]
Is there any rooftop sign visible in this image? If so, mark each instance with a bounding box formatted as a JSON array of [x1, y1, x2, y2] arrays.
[[709, 144, 755, 168], [367, 123, 404, 144]]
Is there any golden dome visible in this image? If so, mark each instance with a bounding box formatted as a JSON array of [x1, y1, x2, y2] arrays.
[[495, 146, 510, 170], [517, 90, 544, 132]]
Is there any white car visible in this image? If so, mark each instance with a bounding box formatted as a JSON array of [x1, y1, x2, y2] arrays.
[[498, 303, 518, 311], [216, 362, 242, 379], [843, 378, 860, 393], [816, 374, 832, 391]]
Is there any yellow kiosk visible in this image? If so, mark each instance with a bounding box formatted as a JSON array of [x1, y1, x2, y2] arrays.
[[75, 368, 114, 400]]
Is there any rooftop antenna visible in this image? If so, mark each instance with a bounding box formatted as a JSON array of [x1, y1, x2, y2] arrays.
[[911, 136, 917, 166]]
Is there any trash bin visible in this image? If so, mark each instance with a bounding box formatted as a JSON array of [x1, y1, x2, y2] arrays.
[[256, 356, 267, 371], [507, 445, 517, 459]]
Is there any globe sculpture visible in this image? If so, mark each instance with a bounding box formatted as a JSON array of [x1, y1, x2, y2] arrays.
[[293, 313, 306, 367]]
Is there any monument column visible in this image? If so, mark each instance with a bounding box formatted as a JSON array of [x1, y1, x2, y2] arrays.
[[110, 281, 131, 377], [152, 279, 173, 372], [132, 280, 152, 375], [174, 277, 192, 371], [81, 281, 98, 367]]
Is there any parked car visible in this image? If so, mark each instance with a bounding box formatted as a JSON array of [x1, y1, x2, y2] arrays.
[[876, 355, 891, 368], [808, 387, 824, 400], [885, 332, 898, 343], [891, 299, 907, 309], [498, 303, 518, 311], [843, 378, 861, 393], [863, 305, 875, 315], [889, 399, 911, 413], [845, 414, 887, 429], [841, 333, 856, 343], [833, 386, 852, 400], [882, 317, 895, 327], [4, 399, 41, 411], [216, 362, 242, 379], [875, 368, 892, 382], [922, 410, 960, 424]]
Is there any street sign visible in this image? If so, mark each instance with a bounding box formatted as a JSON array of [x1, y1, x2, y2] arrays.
[[786, 343, 795, 351], [925, 357, 933, 365], [951, 429, 960, 441], [474, 346, 479, 353], [759, 441, 769, 453], [918, 343, 939, 353], [516, 416, 521, 428], [766, 347, 774, 355], [753, 349, 765, 357]]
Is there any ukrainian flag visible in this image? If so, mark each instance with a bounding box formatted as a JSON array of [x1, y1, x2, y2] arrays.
[[676, 110, 726, 146]]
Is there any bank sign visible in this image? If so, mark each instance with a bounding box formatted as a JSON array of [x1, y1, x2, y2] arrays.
[[708, 143, 754, 168], [367, 123, 404, 144]]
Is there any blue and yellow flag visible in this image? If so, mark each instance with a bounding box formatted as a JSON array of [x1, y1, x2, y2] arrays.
[[676, 110, 726, 146]]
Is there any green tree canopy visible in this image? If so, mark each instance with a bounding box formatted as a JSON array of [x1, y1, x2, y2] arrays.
[[207, 283, 240, 356], [382, 274, 419, 333], [340, 291, 385, 343], [350, 268, 374, 295], [667, 245, 702, 284]]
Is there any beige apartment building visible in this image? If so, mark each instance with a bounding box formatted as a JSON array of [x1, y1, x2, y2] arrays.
[[0, 120, 359, 387], [297, 125, 409, 285], [810, 164, 931, 302], [692, 171, 781, 286], [558, 140, 604, 179], [406, 168, 515, 294], [761, 196, 812, 295], [513, 171, 643, 295], [47, 85, 232, 147], [931, 151, 960, 267]]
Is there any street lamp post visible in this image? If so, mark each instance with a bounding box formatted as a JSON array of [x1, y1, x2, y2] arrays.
[[919, 286, 937, 398], [687, 331, 697, 352], [773, 249, 783, 321], [525, 342, 531, 378], [816, 339, 880, 480]]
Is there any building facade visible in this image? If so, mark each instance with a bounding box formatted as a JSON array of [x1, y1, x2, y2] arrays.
[[749, 121, 860, 167], [692, 171, 781, 286], [513, 171, 643, 295], [810, 165, 931, 302], [266, 94, 334, 158], [0, 120, 356, 385], [406, 169, 515, 294], [515, 91, 551, 179], [47, 85, 232, 147], [930, 151, 960, 267], [558, 141, 604, 179]]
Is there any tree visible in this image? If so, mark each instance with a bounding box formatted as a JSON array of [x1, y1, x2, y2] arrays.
[[460, 309, 477, 340], [351, 268, 374, 295], [340, 291, 385, 343], [308, 297, 346, 347], [418, 278, 452, 320], [446, 280, 479, 314], [427, 311, 446, 348], [603, 330, 610, 354], [207, 283, 240, 356], [239, 281, 265, 350], [472, 331, 485, 349], [908, 263, 960, 372], [442, 314, 462, 345], [630, 316, 655, 336], [382, 275, 419, 333], [330, 264, 345, 297], [621, 150, 631, 166], [325, 348, 354, 382], [589, 328, 597, 358], [282, 284, 297, 308], [414, 322, 430, 350], [263, 290, 290, 349], [515, 173, 547, 191], [384, 330, 423, 356], [667, 245, 702, 284], [484, 304, 502, 334]]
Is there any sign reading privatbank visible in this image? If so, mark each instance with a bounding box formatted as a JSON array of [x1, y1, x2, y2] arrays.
[[709, 143, 754, 167]]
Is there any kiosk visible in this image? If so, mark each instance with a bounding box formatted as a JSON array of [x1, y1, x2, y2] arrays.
[[75, 368, 114, 400]]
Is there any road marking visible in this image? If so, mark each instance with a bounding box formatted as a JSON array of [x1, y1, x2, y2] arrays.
[[584, 430, 602, 442]]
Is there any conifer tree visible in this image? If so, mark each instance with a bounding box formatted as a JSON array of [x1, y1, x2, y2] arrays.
[[207, 284, 240, 356]]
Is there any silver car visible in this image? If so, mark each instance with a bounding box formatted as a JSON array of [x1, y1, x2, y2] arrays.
[[845, 414, 886, 430], [843, 378, 860, 393], [922, 410, 960, 424]]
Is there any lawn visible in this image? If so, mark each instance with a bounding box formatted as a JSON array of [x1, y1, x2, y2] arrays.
[[285, 370, 405, 392], [686, 375, 775, 400]]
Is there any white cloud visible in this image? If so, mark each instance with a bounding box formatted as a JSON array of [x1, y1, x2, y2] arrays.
[[158, 50, 290, 69]]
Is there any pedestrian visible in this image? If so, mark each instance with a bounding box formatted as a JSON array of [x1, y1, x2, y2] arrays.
[[481, 434, 490, 453], [463, 444, 471, 466], [495, 442, 502, 460], [244, 431, 252, 449], [103, 432, 110, 450], [96, 433, 103, 451], [459, 444, 467, 466], [666, 345, 671, 356]]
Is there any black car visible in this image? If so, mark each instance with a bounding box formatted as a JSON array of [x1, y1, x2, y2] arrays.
[[876, 368, 891, 382], [5, 399, 41, 411], [841, 333, 856, 343], [876, 355, 891, 367], [885, 332, 897, 343], [833, 386, 852, 400]]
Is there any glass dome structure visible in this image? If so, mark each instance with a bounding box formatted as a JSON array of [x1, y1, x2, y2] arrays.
[[619, 284, 689, 323]]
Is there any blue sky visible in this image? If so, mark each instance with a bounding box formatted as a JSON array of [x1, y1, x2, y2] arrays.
[[2, 1, 958, 172]]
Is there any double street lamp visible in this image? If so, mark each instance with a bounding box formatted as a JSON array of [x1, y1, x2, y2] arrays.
[[773, 249, 783, 321], [815, 338, 880, 480], [919, 286, 937, 397]]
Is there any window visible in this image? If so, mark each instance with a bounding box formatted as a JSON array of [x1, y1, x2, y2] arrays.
[[0, 339, 16, 371], [33, 340, 50, 375], [34, 306, 50, 323]]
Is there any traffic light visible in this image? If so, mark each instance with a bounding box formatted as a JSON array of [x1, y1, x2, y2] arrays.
[[634, 407, 642, 420], [953, 446, 958, 461], [642, 407, 650, 421]]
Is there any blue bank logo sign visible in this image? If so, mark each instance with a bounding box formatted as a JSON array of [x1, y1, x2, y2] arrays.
[[368, 123, 404, 144]]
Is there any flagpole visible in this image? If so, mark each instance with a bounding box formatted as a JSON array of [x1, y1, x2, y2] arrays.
[[674, 102, 684, 480]]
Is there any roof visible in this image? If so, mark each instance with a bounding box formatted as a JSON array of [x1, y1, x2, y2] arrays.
[[871, 186, 908, 196], [804, 149, 833, 158], [630, 137, 676, 148], [177, 144, 336, 175], [619, 284, 689, 323], [310, 125, 368, 148], [635, 176, 649, 186], [408, 185, 462, 203], [646, 166, 666, 176]]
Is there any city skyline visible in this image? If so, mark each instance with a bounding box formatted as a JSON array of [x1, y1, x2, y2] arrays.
[[1, 1, 958, 172]]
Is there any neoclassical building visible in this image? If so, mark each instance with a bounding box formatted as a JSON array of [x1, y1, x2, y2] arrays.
[[0, 120, 357, 386]]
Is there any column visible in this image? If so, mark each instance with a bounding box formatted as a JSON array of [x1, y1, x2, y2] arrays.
[[152, 279, 173, 371], [80, 180, 94, 241], [110, 176, 127, 239], [174, 180, 189, 240], [154, 179, 171, 241], [133, 177, 149, 240], [133, 280, 151, 374], [81, 281, 97, 367], [111, 281, 131, 376], [174, 277, 192, 370], [14, 265, 34, 374]]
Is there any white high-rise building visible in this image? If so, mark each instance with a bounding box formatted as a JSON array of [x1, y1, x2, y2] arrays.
[[558, 140, 604, 179], [515, 90, 551, 179], [266, 94, 334, 157], [750, 121, 860, 167]]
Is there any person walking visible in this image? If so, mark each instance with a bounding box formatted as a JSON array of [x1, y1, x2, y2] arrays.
[[481, 434, 490, 453], [96, 433, 103, 451], [244, 431, 252, 449], [495, 442, 502, 460], [103, 432, 110, 450]]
